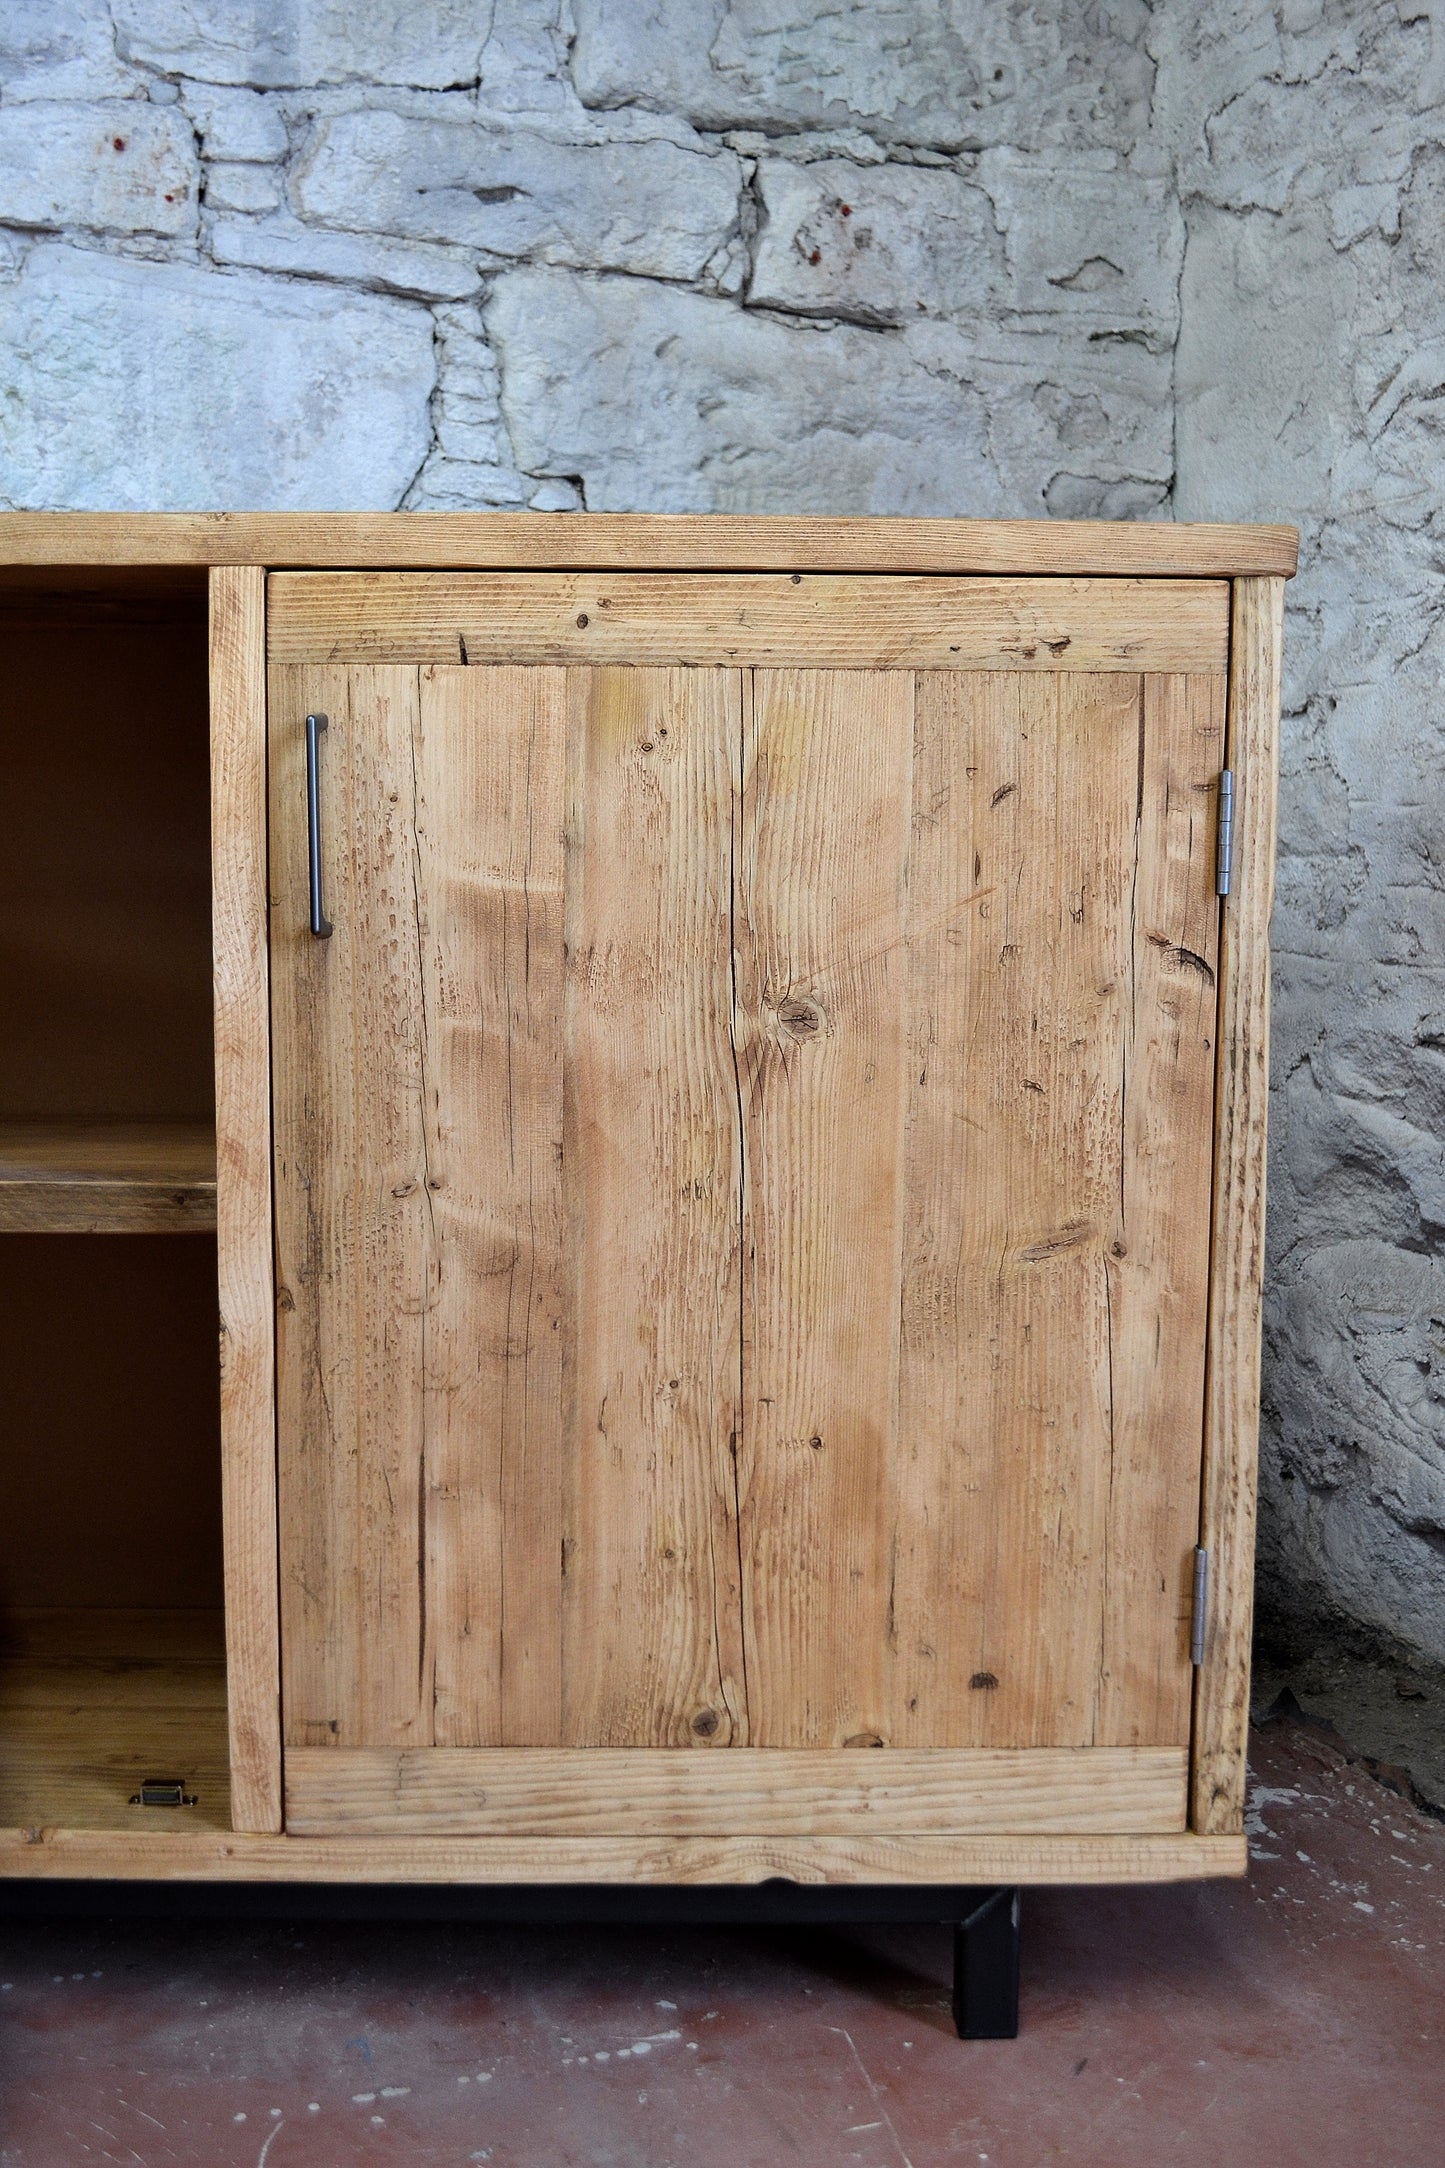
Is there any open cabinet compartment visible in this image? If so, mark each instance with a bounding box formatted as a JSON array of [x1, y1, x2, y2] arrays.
[[0, 566, 227, 1834]]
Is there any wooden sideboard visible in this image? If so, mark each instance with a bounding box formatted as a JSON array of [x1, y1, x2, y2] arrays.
[[0, 514, 1292, 1905]]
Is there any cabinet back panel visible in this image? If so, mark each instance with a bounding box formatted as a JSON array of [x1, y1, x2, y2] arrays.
[[0, 1235, 223, 1612], [0, 605, 213, 1121], [270, 612, 1224, 1763]]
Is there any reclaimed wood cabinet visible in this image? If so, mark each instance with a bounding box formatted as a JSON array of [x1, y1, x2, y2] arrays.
[[0, 515, 1291, 1923]]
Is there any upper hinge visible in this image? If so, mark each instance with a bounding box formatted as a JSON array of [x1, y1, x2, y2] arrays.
[[1215, 770, 1235, 896], [1190, 1545, 1210, 1667]]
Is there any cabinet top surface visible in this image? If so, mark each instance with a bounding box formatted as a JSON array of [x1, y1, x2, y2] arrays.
[[0, 512, 1297, 578]]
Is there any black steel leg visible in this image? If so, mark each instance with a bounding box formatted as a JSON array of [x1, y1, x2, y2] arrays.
[[951, 1886, 1021, 2038]]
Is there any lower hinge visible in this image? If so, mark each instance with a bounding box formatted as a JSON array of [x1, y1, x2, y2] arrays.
[[1190, 1545, 1210, 1667]]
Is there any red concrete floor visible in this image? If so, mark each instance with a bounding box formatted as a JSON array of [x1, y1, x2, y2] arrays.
[[0, 1722, 1441, 2168]]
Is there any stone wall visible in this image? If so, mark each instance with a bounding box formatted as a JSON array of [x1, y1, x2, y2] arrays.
[[1, 3, 1441, 1672]]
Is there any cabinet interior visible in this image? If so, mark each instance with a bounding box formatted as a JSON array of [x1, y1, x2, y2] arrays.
[[0, 568, 227, 1833]]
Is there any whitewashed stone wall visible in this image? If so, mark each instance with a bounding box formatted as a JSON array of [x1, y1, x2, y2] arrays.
[[1, 2, 1441, 1670]]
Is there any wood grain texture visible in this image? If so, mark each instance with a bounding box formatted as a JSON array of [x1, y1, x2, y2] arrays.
[[210, 564, 281, 1834], [735, 668, 913, 1747], [0, 1826, 1246, 1883], [1192, 578, 1284, 1835], [0, 1609, 229, 1833], [0, 1121, 215, 1231], [269, 573, 1229, 673], [271, 663, 431, 1749], [284, 1744, 1186, 1837], [412, 666, 568, 1748], [883, 671, 1223, 1751], [269, 589, 1236, 1829], [562, 668, 746, 1746], [914, 667, 1126, 1751], [271, 665, 744, 1753], [897, 675, 1133, 1747], [1097, 674, 1226, 1742], [0, 511, 1299, 577]]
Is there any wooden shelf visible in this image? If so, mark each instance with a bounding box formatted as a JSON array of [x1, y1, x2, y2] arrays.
[[0, 1122, 216, 1233], [0, 1608, 229, 1833]]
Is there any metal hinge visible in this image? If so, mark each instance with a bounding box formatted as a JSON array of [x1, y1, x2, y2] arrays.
[[1215, 770, 1234, 896], [1190, 1546, 1210, 1667]]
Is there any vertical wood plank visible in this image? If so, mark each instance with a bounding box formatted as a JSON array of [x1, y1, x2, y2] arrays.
[[563, 667, 746, 1747], [269, 661, 350, 1750], [349, 667, 433, 1749], [737, 668, 913, 1748], [210, 565, 281, 1833], [1192, 577, 1284, 1831], [413, 666, 568, 1746], [1096, 674, 1227, 1744], [892, 674, 1135, 1748], [272, 665, 431, 1748]]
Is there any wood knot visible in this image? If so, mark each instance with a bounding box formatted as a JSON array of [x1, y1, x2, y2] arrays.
[[777, 996, 823, 1041], [692, 1708, 720, 1737], [970, 1672, 1000, 1691], [844, 1731, 885, 1748], [1019, 1220, 1091, 1264], [576, 612, 589, 628]]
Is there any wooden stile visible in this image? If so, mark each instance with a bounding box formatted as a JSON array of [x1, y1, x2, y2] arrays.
[[210, 565, 282, 1835], [1192, 576, 1284, 1834]]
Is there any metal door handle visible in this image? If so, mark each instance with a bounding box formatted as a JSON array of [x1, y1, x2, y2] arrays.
[[306, 712, 333, 939]]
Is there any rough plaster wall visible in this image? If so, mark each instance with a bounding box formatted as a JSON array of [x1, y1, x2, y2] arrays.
[[0, 3, 1440, 1666]]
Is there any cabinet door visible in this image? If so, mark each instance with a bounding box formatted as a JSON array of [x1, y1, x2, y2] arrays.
[[268, 572, 1228, 1839]]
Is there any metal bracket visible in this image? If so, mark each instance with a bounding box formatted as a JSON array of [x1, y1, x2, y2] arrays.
[[1215, 770, 1234, 896], [130, 1778, 197, 1808], [1190, 1545, 1210, 1667]]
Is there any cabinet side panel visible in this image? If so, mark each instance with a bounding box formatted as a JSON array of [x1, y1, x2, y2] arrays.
[[210, 565, 281, 1833], [562, 667, 746, 1747], [737, 667, 914, 1748], [1192, 577, 1283, 1832]]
